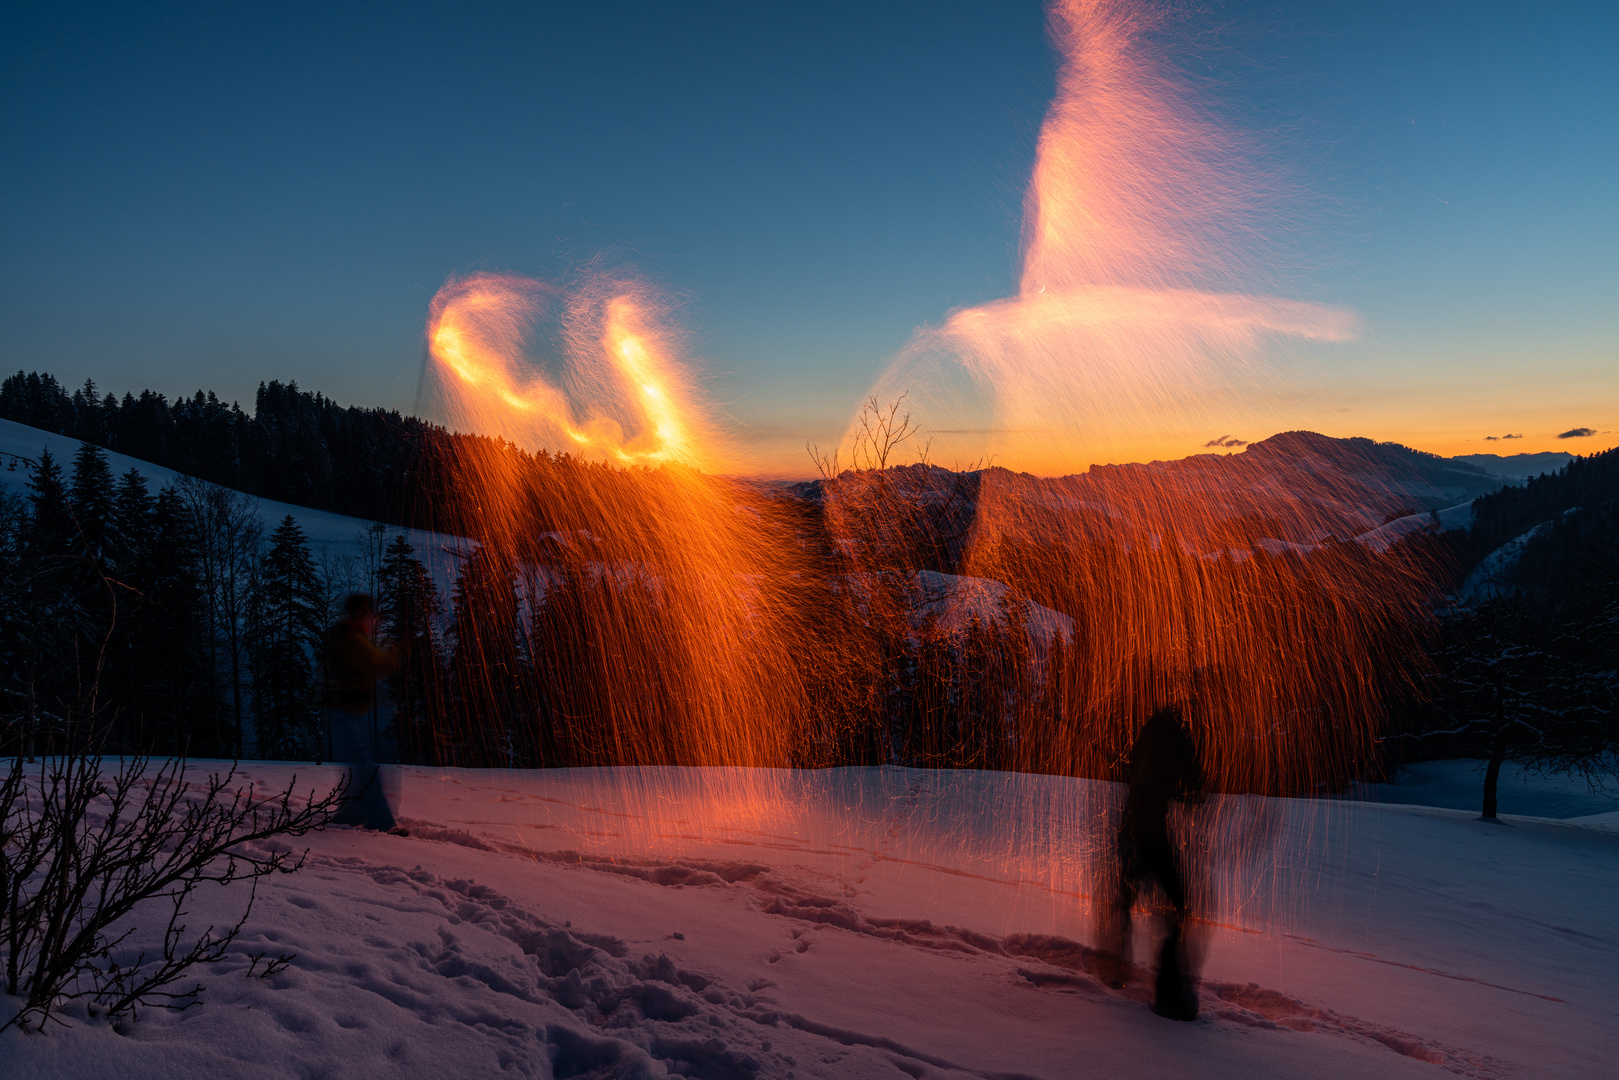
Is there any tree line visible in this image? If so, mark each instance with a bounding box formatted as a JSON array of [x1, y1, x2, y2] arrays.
[[5, 433, 1423, 792], [1466, 444, 1619, 568], [1393, 447, 1619, 815], [2, 442, 320, 758], [0, 370, 437, 527], [3, 367, 1613, 805], [0, 436, 1061, 772]]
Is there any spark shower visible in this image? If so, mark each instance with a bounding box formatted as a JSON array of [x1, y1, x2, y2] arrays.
[[409, 0, 1435, 905]]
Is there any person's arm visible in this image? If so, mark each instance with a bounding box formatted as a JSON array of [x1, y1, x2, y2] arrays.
[[359, 635, 399, 680], [1175, 741, 1208, 805]]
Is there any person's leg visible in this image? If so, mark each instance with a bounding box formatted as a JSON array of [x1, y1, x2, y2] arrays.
[[328, 709, 396, 831], [1142, 839, 1197, 1020], [1153, 845, 1188, 919], [1098, 835, 1142, 988]]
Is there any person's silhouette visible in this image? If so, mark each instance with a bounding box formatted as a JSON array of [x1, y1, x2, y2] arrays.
[[324, 593, 401, 832], [1098, 704, 1205, 1020]]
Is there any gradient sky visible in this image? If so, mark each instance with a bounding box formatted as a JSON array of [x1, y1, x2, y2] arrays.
[[2, 0, 1614, 475]]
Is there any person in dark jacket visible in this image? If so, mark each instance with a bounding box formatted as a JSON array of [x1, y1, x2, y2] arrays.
[[1097, 704, 1206, 1020], [325, 593, 401, 832]]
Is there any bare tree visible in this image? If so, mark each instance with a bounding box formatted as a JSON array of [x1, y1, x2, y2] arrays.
[[853, 394, 922, 471], [805, 442, 842, 482], [807, 394, 928, 480], [310, 545, 363, 764], [1413, 597, 1617, 818], [354, 521, 388, 598], [180, 479, 261, 758]]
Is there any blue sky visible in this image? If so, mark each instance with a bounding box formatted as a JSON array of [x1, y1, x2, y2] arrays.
[[2, 0, 1613, 472]]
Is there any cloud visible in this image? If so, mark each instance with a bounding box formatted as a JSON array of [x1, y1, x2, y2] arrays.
[[1203, 434, 1248, 448], [1557, 427, 1596, 439], [1483, 433, 1523, 441]]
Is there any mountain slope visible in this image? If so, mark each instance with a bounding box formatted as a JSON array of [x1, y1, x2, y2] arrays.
[[0, 416, 471, 592]]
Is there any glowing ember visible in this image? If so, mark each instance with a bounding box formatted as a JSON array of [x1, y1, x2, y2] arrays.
[[853, 0, 1355, 473], [814, 0, 1432, 800], [406, 0, 1446, 940], [425, 272, 707, 470]]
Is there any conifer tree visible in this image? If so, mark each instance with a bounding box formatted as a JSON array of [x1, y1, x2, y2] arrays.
[[68, 442, 117, 567], [100, 468, 154, 750], [135, 485, 217, 753], [25, 449, 72, 556], [61, 442, 140, 746], [378, 534, 445, 764], [0, 490, 30, 751], [447, 545, 525, 765], [112, 469, 154, 574], [16, 451, 79, 750], [72, 378, 107, 444], [120, 485, 215, 753], [248, 516, 323, 759]]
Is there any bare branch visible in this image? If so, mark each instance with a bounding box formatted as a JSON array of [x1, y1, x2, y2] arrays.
[[1, 754, 346, 1032]]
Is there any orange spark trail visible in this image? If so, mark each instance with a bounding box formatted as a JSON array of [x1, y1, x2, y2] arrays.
[[403, 0, 1444, 946], [822, 0, 1434, 803], [425, 272, 708, 470], [853, 0, 1355, 474], [416, 267, 817, 792]]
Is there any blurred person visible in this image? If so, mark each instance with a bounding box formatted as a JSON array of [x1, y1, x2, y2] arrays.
[[1096, 704, 1206, 1020], [325, 593, 402, 833]]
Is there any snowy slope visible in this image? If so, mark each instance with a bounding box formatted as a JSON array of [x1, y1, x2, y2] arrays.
[[1354, 502, 1475, 554], [1348, 759, 1619, 820], [1, 418, 1081, 645], [6, 763, 1614, 1079], [0, 416, 472, 592], [913, 570, 1073, 652], [1456, 507, 1584, 602]]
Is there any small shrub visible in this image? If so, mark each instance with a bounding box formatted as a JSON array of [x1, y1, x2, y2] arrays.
[[1, 753, 345, 1031]]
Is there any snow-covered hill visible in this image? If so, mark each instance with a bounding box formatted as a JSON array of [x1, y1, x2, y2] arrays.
[[6, 763, 1613, 1078], [0, 416, 472, 593], [793, 430, 1512, 561], [1355, 502, 1475, 554], [1, 419, 1074, 643], [1455, 506, 1587, 602], [913, 570, 1073, 651]]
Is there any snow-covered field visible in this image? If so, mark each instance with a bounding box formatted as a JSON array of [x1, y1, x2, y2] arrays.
[[6, 764, 1615, 1079], [1352, 759, 1618, 823]]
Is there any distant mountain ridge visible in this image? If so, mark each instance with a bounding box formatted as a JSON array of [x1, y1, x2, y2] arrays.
[[0, 368, 1537, 555], [998, 430, 1513, 550], [794, 430, 1513, 557], [1452, 451, 1573, 482]]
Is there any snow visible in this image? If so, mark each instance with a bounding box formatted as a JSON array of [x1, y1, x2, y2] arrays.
[[6, 762, 1616, 1078], [1356, 502, 1474, 554], [1253, 536, 1316, 557], [913, 570, 1074, 651], [1457, 508, 1581, 602], [0, 417, 472, 593], [1347, 759, 1618, 822]]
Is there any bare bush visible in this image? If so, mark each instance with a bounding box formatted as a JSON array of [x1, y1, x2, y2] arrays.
[[1, 753, 345, 1031], [807, 393, 929, 480]]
